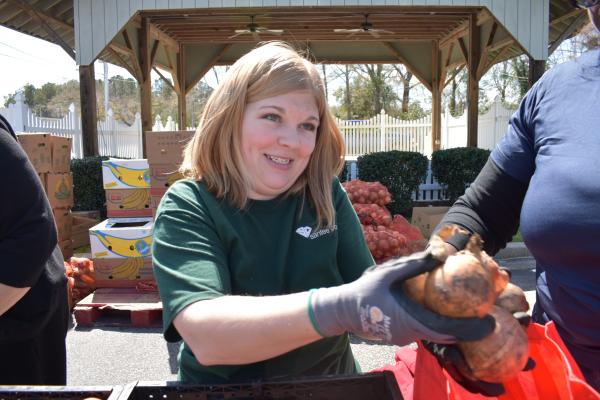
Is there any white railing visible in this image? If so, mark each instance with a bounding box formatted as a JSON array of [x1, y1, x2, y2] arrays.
[[0, 93, 514, 161], [337, 113, 432, 157]]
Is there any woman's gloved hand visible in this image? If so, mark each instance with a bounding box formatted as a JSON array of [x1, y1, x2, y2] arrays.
[[308, 251, 495, 346]]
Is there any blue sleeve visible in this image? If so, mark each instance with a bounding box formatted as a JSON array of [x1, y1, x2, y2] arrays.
[[491, 84, 540, 184]]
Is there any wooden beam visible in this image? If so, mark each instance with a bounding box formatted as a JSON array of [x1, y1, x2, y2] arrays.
[[139, 17, 152, 157], [439, 20, 468, 48], [150, 39, 160, 67], [431, 40, 442, 153], [122, 30, 143, 83], [6, 0, 73, 31], [7, 0, 74, 60], [154, 67, 175, 91], [548, 12, 588, 56], [476, 21, 497, 79], [382, 41, 432, 92], [177, 43, 186, 129], [107, 45, 137, 79], [457, 37, 468, 63], [443, 65, 465, 89], [186, 44, 232, 95], [528, 58, 546, 87], [79, 64, 99, 156], [150, 24, 179, 53], [550, 9, 584, 26], [467, 13, 480, 148], [478, 42, 512, 78], [165, 50, 180, 95]]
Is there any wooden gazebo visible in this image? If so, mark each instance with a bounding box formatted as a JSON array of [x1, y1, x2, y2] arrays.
[[0, 0, 589, 157]]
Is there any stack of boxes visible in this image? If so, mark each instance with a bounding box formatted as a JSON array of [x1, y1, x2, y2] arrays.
[[146, 130, 194, 214], [17, 133, 74, 259], [88, 130, 193, 289], [91, 158, 154, 287]]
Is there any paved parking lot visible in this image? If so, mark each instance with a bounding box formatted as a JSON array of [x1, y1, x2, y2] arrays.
[[66, 256, 536, 386]]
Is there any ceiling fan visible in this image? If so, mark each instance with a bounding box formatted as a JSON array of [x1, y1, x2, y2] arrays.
[[334, 14, 395, 38], [229, 16, 284, 40]]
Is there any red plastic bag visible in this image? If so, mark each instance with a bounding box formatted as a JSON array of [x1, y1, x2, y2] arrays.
[[376, 322, 600, 400]]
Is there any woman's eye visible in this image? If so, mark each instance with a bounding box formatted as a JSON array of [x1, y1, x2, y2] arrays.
[[301, 123, 317, 132], [264, 114, 280, 122]]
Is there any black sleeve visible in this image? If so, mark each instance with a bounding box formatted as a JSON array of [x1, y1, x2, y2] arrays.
[[435, 158, 529, 256], [0, 126, 58, 287]]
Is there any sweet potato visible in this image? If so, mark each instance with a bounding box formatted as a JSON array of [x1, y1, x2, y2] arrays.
[[495, 282, 530, 314], [457, 306, 529, 382], [420, 234, 508, 318]]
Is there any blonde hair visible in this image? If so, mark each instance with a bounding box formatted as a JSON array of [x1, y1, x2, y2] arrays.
[[181, 41, 345, 227]]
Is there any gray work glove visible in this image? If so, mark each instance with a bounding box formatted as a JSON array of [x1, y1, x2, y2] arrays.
[[308, 251, 495, 346]]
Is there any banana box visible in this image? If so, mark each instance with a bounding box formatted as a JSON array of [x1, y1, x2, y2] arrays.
[[145, 130, 194, 164], [17, 133, 52, 173], [94, 257, 154, 288], [52, 208, 73, 241], [50, 135, 72, 173], [149, 163, 184, 190], [45, 173, 74, 209], [89, 217, 153, 259], [105, 188, 153, 218], [102, 158, 150, 189]]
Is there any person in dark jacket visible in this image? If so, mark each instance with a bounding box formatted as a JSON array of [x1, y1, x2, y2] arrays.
[[0, 114, 69, 384]]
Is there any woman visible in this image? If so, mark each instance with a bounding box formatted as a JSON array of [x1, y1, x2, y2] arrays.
[[437, 2, 600, 391], [152, 41, 492, 384]]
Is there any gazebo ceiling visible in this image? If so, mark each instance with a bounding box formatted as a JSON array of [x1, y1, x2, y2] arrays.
[[147, 8, 474, 43]]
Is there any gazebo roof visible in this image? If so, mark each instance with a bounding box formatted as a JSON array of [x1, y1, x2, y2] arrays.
[[0, 1, 589, 75]]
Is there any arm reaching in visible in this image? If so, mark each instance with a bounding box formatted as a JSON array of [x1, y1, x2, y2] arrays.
[[175, 251, 495, 366]]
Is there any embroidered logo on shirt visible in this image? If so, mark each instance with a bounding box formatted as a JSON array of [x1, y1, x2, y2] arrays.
[[295, 225, 338, 239]]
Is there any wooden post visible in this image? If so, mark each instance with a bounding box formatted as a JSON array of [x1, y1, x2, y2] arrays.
[[431, 40, 442, 153], [177, 43, 187, 130], [528, 57, 546, 88], [467, 13, 481, 148], [139, 17, 152, 158], [79, 64, 98, 157]]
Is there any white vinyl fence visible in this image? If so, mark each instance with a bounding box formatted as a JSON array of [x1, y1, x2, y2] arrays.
[[1, 93, 514, 162]]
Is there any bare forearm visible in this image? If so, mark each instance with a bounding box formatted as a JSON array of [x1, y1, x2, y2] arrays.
[[0, 282, 29, 317], [174, 292, 322, 366]]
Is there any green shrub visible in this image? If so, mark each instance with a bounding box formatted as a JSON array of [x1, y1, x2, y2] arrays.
[[357, 150, 428, 216], [431, 147, 491, 203], [71, 156, 108, 217]]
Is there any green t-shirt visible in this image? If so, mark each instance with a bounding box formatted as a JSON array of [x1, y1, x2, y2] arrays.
[[152, 178, 374, 383]]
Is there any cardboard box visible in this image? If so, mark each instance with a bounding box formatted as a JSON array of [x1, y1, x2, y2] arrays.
[[72, 210, 101, 220], [145, 130, 194, 164], [89, 217, 153, 259], [149, 163, 184, 190], [59, 239, 73, 259], [45, 173, 74, 209], [53, 208, 72, 241], [411, 206, 450, 238], [102, 158, 150, 189], [94, 257, 155, 287], [105, 188, 153, 218], [50, 136, 72, 173], [17, 133, 52, 173]]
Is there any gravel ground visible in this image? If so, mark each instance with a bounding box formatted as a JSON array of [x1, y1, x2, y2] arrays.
[[66, 256, 536, 386]]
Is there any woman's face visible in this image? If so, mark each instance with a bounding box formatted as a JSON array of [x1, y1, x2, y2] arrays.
[[241, 90, 319, 200]]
